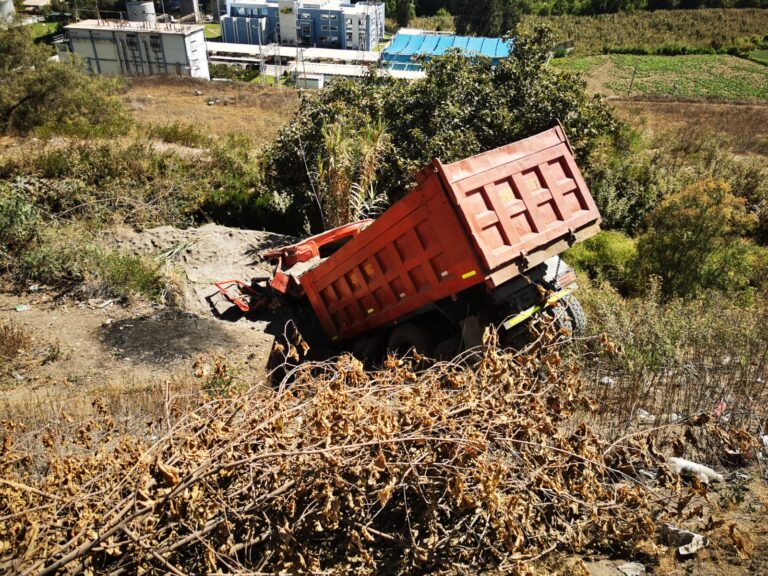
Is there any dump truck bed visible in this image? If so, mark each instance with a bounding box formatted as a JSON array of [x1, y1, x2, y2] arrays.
[[300, 125, 601, 341]]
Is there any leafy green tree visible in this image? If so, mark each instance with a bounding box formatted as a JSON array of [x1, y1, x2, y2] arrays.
[[263, 25, 620, 233], [0, 23, 130, 136], [394, 0, 415, 27], [636, 180, 763, 297], [451, 0, 529, 36]]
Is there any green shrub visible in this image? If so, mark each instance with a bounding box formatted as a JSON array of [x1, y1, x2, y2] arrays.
[[565, 231, 638, 294], [578, 279, 768, 370], [88, 251, 165, 301], [264, 25, 621, 232], [148, 121, 212, 148], [636, 180, 762, 297]]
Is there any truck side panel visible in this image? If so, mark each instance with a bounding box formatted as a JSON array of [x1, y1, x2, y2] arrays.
[[300, 174, 483, 341]]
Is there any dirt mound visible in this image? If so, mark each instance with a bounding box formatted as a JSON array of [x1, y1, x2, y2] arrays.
[[114, 223, 292, 318]]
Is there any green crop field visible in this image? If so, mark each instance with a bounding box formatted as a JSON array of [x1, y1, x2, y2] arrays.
[[751, 50, 768, 65], [554, 54, 768, 101], [526, 9, 768, 56]]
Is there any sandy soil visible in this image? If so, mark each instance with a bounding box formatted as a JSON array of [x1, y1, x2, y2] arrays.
[[122, 76, 299, 144], [1, 224, 297, 412]]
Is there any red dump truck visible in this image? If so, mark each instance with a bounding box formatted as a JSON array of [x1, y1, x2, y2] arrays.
[[216, 125, 601, 358]]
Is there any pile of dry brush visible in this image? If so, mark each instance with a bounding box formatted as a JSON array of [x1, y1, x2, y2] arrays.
[[1, 328, 761, 575]]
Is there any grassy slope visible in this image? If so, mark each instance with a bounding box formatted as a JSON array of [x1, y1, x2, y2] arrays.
[[526, 8, 768, 56], [554, 54, 768, 101]]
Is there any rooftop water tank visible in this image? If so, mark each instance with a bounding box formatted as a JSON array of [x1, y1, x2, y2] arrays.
[[126, 0, 156, 23]]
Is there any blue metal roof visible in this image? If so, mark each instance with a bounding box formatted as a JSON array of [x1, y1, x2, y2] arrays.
[[382, 32, 512, 65]]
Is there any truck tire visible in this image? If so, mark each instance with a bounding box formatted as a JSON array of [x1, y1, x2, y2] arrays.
[[561, 295, 586, 337], [387, 323, 433, 357], [434, 337, 461, 361]]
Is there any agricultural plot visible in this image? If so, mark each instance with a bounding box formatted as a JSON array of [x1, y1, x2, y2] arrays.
[[751, 50, 768, 65], [554, 54, 768, 101], [528, 8, 768, 56]]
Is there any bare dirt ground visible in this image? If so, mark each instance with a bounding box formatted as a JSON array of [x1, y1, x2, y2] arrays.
[[122, 76, 300, 144], [0, 224, 294, 420]]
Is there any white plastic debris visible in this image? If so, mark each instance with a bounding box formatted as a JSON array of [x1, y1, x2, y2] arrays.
[[661, 524, 708, 556], [668, 457, 723, 483], [599, 376, 616, 386], [617, 562, 646, 575]]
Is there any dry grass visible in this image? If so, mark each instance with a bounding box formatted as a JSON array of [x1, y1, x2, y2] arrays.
[[612, 99, 768, 157], [0, 320, 31, 367], [122, 77, 299, 145], [1, 325, 764, 575]]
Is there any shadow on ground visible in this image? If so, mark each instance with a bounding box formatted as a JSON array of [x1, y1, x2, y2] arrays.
[[101, 309, 240, 365]]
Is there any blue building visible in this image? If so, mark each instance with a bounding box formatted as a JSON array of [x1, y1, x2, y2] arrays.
[[382, 31, 513, 71], [221, 0, 385, 51]]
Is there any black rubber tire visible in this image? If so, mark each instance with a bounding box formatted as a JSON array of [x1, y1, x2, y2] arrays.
[[434, 337, 461, 361], [387, 323, 433, 356], [562, 295, 586, 337]]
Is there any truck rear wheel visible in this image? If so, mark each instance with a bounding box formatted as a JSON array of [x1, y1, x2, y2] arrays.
[[549, 295, 586, 338], [387, 323, 433, 357], [562, 295, 586, 337], [434, 337, 461, 360]]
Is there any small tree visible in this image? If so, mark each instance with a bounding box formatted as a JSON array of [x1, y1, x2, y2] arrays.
[[0, 24, 130, 136], [636, 180, 761, 297], [394, 0, 415, 28]]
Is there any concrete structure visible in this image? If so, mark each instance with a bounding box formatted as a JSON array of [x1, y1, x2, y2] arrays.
[[126, 1, 157, 23], [0, 0, 15, 21], [56, 19, 209, 80], [220, 0, 384, 51], [21, 0, 49, 13]]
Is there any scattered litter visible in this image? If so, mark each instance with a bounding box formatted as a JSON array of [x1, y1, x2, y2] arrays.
[[668, 457, 724, 483], [636, 409, 683, 425], [193, 90, 203, 96], [28, 284, 40, 292], [713, 400, 728, 418], [14, 304, 30, 312], [599, 376, 615, 386], [617, 562, 646, 576], [11, 371, 25, 382], [661, 524, 708, 556]]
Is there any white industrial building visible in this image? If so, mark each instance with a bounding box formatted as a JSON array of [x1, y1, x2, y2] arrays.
[[56, 19, 210, 80]]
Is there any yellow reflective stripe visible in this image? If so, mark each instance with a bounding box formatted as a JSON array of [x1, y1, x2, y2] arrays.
[[367, 308, 375, 315], [546, 287, 573, 305], [462, 270, 477, 280], [503, 303, 541, 329], [503, 288, 574, 330]]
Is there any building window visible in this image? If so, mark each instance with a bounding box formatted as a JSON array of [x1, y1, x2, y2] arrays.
[[346, 32, 353, 41], [345, 17, 352, 25], [298, 12, 311, 19], [126, 33, 138, 48], [320, 13, 337, 20], [149, 34, 161, 50], [321, 25, 337, 32]]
